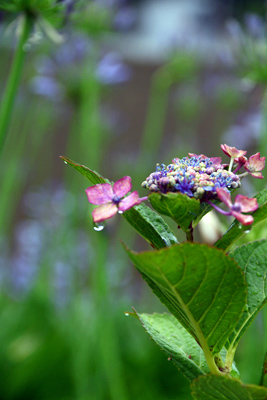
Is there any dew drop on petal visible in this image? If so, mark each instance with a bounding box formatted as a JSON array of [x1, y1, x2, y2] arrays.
[[93, 221, 105, 231], [242, 225, 252, 234]]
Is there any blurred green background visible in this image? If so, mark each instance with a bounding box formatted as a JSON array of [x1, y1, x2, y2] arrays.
[[0, 0, 267, 399]]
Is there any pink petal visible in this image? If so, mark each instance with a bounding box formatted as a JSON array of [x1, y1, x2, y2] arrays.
[[188, 153, 208, 159], [92, 203, 118, 223], [118, 191, 142, 212], [210, 157, 222, 165], [234, 195, 258, 213], [244, 153, 266, 174], [86, 183, 114, 205], [232, 211, 254, 225], [216, 188, 232, 208], [113, 176, 132, 198], [221, 144, 247, 158], [248, 171, 264, 179]]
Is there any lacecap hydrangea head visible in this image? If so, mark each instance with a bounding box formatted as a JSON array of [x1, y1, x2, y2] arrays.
[[141, 154, 241, 201]]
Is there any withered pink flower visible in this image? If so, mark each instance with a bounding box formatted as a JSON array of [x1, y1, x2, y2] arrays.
[[215, 187, 258, 225], [244, 152, 266, 179], [221, 144, 247, 159], [221, 144, 247, 172], [86, 176, 147, 223]]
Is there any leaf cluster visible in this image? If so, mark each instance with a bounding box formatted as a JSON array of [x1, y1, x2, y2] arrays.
[[61, 157, 267, 400]]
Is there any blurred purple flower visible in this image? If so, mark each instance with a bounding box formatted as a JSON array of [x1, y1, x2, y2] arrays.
[[113, 6, 137, 31], [30, 76, 64, 100], [96, 52, 131, 84], [244, 13, 265, 39], [223, 109, 262, 148]]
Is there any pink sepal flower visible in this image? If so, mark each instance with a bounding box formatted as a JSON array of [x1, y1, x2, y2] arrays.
[[86, 176, 147, 223], [221, 144, 247, 159], [216, 188, 258, 225], [244, 152, 266, 179]]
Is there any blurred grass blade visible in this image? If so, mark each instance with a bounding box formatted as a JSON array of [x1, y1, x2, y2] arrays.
[[0, 14, 32, 154], [261, 351, 267, 387]]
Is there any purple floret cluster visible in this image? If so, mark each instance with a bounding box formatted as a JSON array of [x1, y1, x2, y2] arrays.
[[141, 155, 241, 201]]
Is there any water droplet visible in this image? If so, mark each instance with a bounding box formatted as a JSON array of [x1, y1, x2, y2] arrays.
[[93, 222, 105, 231], [238, 224, 243, 230], [243, 229, 251, 234], [125, 312, 129, 316], [64, 161, 68, 164], [118, 210, 124, 214], [256, 272, 262, 277]]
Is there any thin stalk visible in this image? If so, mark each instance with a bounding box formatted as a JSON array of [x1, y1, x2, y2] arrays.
[[260, 86, 267, 160], [0, 13, 32, 154], [137, 69, 169, 170], [91, 233, 128, 400]]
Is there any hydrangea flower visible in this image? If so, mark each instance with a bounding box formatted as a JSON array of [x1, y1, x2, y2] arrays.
[[221, 144, 247, 171], [142, 154, 241, 200], [244, 152, 266, 179], [141, 144, 263, 225], [209, 188, 258, 225], [86, 176, 147, 223]]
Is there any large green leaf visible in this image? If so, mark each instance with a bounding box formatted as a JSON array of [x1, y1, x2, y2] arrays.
[[214, 189, 267, 251], [225, 240, 267, 350], [125, 243, 247, 359], [61, 156, 178, 249], [191, 374, 267, 400], [148, 192, 200, 232], [135, 312, 210, 381], [60, 156, 108, 184], [123, 204, 178, 249]]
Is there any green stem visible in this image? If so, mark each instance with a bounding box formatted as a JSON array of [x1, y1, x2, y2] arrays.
[[186, 222, 194, 241], [225, 346, 236, 373], [0, 13, 32, 154]]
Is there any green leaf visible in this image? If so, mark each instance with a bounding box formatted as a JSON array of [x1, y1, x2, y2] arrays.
[[135, 312, 210, 381], [225, 240, 267, 350], [191, 374, 267, 400], [61, 156, 178, 249], [123, 204, 178, 249], [60, 156, 109, 184], [148, 192, 200, 232], [214, 189, 267, 251], [124, 243, 247, 361]]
